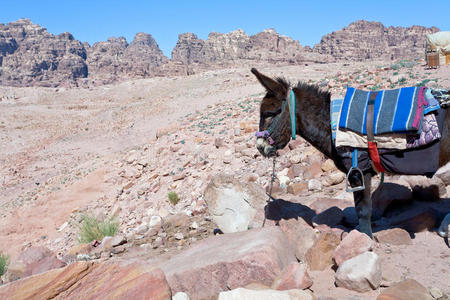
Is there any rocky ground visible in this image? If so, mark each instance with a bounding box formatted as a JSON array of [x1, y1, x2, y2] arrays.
[[0, 59, 449, 299]]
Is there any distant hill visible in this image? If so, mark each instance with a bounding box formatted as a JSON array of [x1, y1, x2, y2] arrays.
[[0, 19, 439, 87]]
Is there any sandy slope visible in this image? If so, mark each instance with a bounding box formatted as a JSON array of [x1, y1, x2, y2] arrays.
[[0, 60, 449, 297]]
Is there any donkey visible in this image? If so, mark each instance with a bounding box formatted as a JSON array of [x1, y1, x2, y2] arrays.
[[251, 68, 449, 238]]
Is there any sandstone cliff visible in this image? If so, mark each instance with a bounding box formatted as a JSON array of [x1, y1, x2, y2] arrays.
[[171, 29, 330, 74], [0, 19, 88, 87], [313, 20, 439, 61], [0, 19, 440, 87], [86, 32, 168, 83]]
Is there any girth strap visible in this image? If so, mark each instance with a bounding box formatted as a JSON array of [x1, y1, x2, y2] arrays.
[[366, 92, 386, 173]]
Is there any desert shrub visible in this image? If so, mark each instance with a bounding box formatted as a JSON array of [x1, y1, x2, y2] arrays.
[[168, 191, 179, 205], [397, 77, 407, 85], [0, 251, 9, 276], [78, 214, 119, 244], [416, 79, 432, 87], [390, 60, 415, 70]]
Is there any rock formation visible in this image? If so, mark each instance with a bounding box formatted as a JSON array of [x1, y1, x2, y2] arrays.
[[171, 29, 330, 74], [0, 19, 88, 87], [0, 19, 440, 87], [314, 20, 439, 61], [86, 32, 169, 83]]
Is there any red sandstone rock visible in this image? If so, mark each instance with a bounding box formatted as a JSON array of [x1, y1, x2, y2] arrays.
[[335, 252, 382, 292], [159, 226, 296, 299], [377, 279, 432, 300], [287, 164, 303, 179], [287, 182, 308, 195], [310, 198, 351, 214], [305, 232, 340, 271], [303, 162, 323, 180], [5, 246, 66, 282], [389, 207, 437, 233], [374, 228, 412, 245], [333, 229, 374, 266], [272, 262, 313, 290], [0, 261, 171, 300], [279, 218, 317, 261]]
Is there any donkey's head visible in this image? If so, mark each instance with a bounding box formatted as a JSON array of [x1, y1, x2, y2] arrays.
[[251, 68, 293, 157]]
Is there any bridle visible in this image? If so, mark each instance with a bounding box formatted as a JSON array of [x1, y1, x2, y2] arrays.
[[254, 89, 297, 148], [257, 89, 297, 226]]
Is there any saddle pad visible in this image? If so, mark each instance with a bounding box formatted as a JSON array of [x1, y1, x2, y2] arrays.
[[338, 86, 425, 135], [331, 96, 441, 150], [336, 108, 446, 177]]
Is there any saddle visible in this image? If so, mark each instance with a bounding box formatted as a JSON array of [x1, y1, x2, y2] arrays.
[[331, 86, 447, 190]]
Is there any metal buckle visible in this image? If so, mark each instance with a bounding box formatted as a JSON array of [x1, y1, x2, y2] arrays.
[[345, 167, 365, 192]]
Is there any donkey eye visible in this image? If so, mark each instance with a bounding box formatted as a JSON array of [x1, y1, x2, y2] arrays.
[[263, 109, 281, 118]]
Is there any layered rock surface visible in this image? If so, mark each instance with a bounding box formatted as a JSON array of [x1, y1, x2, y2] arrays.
[[0, 19, 440, 87], [314, 20, 439, 61]]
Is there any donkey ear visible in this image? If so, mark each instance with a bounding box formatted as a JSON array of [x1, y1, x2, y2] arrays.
[[251, 68, 285, 99]]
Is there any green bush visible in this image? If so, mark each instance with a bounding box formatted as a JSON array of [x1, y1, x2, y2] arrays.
[[168, 191, 179, 205], [78, 214, 119, 244], [0, 251, 9, 276]]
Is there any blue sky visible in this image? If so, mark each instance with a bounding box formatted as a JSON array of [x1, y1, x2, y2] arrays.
[[2, 0, 449, 57]]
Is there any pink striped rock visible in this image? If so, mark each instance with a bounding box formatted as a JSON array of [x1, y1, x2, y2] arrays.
[[333, 229, 374, 266]]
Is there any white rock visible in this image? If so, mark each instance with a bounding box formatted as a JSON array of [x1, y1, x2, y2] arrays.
[[135, 224, 148, 235], [435, 162, 450, 185], [204, 175, 265, 233], [190, 221, 199, 230], [159, 207, 170, 218], [430, 286, 443, 299], [174, 232, 184, 240], [218, 288, 314, 300], [172, 291, 190, 300], [308, 179, 322, 191], [289, 154, 302, 164], [279, 175, 291, 189], [335, 251, 382, 292], [149, 215, 162, 228], [58, 222, 68, 232]]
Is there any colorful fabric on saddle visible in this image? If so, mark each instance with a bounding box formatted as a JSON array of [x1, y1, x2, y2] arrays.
[[330, 95, 441, 150], [431, 88, 450, 108], [335, 108, 446, 178], [338, 86, 425, 135]]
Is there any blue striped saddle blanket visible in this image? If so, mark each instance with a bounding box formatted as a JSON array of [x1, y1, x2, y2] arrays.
[[338, 86, 426, 135]]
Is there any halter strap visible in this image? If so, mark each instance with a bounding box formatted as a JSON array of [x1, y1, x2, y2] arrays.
[[255, 88, 297, 144], [286, 89, 296, 140]]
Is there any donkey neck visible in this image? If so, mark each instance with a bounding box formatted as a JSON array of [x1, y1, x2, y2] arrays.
[[294, 88, 333, 159]]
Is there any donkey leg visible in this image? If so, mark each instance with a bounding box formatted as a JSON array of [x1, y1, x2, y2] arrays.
[[351, 173, 373, 238]]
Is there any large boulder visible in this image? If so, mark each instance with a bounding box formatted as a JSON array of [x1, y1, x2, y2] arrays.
[[204, 174, 266, 233], [4, 246, 65, 282], [333, 229, 374, 266], [374, 228, 412, 245], [400, 175, 446, 201], [388, 207, 437, 233], [279, 218, 317, 262], [159, 226, 296, 300], [377, 279, 433, 300], [335, 252, 382, 292], [0, 261, 171, 300], [305, 232, 341, 271], [218, 287, 315, 300], [434, 162, 450, 185], [371, 180, 413, 219], [271, 262, 313, 290]]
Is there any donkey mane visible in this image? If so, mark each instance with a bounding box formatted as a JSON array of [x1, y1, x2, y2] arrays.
[[294, 81, 331, 103], [275, 77, 331, 103]]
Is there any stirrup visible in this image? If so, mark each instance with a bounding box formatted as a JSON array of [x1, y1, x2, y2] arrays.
[[345, 167, 365, 192]]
